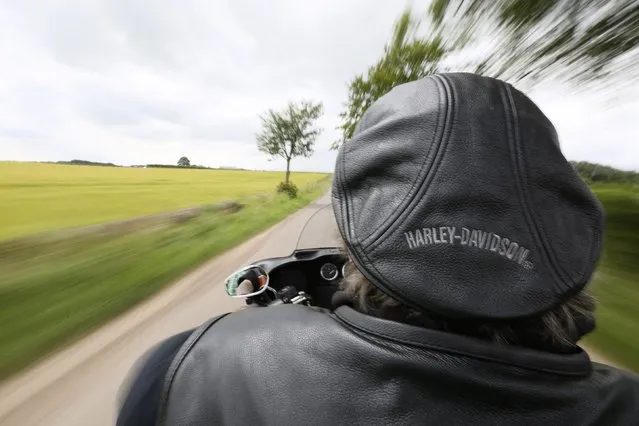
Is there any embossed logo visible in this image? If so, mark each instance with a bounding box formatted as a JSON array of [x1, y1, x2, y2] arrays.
[[404, 226, 534, 270]]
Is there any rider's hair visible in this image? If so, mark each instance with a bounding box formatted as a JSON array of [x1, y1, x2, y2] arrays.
[[339, 243, 596, 351]]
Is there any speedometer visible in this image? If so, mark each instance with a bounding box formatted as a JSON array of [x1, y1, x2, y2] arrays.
[[320, 263, 339, 281]]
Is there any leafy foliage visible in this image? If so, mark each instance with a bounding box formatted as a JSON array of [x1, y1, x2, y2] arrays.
[[177, 156, 191, 167], [334, 11, 445, 147], [335, 2, 638, 149], [257, 101, 323, 183], [276, 181, 299, 199], [570, 161, 639, 184], [428, 0, 638, 88]]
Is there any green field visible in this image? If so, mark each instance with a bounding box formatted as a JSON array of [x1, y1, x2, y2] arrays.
[[0, 162, 327, 240], [0, 161, 636, 379], [0, 177, 330, 380], [585, 184, 639, 371]]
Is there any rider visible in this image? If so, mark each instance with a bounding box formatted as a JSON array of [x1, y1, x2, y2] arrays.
[[117, 73, 639, 425]]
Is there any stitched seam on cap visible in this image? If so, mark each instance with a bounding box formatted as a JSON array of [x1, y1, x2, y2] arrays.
[[506, 85, 576, 286], [515, 103, 602, 291], [334, 150, 348, 242], [365, 74, 452, 252], [355, 74, 454, 313], [502, 85, 570, 288], [348, 225, 426, 314], [340, 141, 356, 245], [332, 144, 350, 246], [502, 85, 563, 285], [510, 87, 575, 285], [357, 76, 445, 249]]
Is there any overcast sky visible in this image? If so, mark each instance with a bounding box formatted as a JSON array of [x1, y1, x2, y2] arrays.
[[0, 0, 637, 172]]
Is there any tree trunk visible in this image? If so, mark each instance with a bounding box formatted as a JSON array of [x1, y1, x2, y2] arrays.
[[285, 158, 291, 184]]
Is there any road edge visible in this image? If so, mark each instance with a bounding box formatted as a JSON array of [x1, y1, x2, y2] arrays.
[[0, 200, 315, 418]]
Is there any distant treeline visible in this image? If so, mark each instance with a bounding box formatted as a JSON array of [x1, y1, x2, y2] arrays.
[[143, 164, 247, 171], [55, 160, 119, 167], [48, 160, 246, 171], [47, 159, 636, 183], [570, 161, 639, 184]]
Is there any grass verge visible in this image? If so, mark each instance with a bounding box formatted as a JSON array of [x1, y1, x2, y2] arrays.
[[0, 178, 330, 380], [585, 184, 639, 372]]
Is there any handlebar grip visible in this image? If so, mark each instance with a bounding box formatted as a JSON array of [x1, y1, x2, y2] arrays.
[[279, 286, 299, 300], [264, 286, 299, 307]]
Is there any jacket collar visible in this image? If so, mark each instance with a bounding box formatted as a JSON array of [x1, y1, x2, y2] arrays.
[[332, 299, 592, 377]]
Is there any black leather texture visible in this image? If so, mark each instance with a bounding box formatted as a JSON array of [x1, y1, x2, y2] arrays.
[[160, 304, 639, 425], [332, 73, 605, 320]]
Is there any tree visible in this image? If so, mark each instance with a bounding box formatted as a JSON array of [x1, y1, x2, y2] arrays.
[[427, 0, 638, 90], [257, 101, 324, 184], [178, 156, 190, 167], [334, 10, 446, 148], [335, 2, 637, 149], [570, 161, 639, 184]]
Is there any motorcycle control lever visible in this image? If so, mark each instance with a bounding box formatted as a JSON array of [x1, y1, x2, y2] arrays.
[[266, 286, 313, 307]]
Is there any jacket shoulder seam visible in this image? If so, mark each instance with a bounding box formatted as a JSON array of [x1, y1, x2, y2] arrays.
[[155, 312, 231, 426]]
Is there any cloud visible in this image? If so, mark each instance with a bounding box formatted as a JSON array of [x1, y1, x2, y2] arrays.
[[0, 0, 637, 173]]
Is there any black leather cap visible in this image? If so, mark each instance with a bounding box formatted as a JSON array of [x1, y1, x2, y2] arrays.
[[332, 73, 604, 320]]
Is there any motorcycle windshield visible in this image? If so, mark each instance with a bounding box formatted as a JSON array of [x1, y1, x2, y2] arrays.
[[295, 203, 342, 251]]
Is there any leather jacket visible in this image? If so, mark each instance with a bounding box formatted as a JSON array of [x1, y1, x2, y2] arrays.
[[147, 302, 639, 426]]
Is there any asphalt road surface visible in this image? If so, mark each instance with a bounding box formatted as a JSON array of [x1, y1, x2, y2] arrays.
[[0, 193, 611, 425]]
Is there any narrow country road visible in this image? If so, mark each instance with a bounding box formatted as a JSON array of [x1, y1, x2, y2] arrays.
[[0, 193, 613, 425], [0, 194, 337, 426]]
